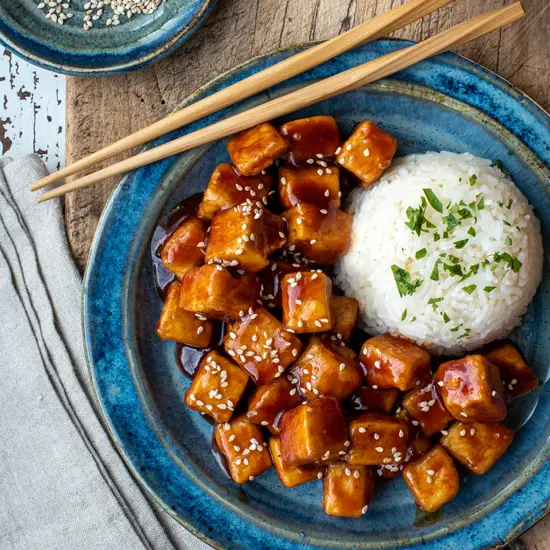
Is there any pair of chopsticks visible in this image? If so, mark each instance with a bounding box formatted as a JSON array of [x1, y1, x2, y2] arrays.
[[32, 0, 525, 203]]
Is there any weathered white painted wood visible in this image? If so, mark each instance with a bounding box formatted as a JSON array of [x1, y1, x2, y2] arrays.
[[0, 49, 66, 174]]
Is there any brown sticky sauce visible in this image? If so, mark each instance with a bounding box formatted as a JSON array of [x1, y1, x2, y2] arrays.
[[210, 429, 232, 480], [413, 505, 442, 527], [175, 322, 227, 379]]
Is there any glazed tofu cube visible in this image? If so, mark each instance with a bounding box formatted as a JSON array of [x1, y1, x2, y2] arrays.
[[180, 264, 256, 321], [227, 122, 288, 176], [205, 204, 286, 273], [360, 334, 431, 391], [258, 260, 309, 309], [160, 217, 207, 280], [280, 115, 341, 164], [347, 386, 400, 414], [214, 417, 272, 484], [198, 163, 272, 220], [330, 296, 358, 343], [156, 281, 212, 347], [278, 165, 340, 210], [281, 271, 333, 333], [290, 336, 362, 402], [283, 203, 352, 265], [322, 462, 374, 518], [434, 355, 507, 422], [224, 307, 302, 385], [336, 121, 397, 186], [246, 376, 302, 433], [402, 383, 453, 436], [269, 437, 323, 488], [440, 421, 514, 475], [484, 344, 538, 401], [402, 445, 459, 512], [184, 351, 248, 422], [279, 396, 348, 466], [346, 412, 408, 466]]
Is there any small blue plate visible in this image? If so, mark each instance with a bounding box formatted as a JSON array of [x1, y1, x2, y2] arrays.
[[0, 0, 215, 75], [84, 40, 550, 549]]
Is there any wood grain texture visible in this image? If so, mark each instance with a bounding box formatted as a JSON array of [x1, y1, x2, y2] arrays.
[[64, 0, 550, 546]]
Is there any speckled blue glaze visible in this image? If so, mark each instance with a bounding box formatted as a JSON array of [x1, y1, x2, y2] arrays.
[[0, 0, 215, 75], [84, 40, 550, 549]]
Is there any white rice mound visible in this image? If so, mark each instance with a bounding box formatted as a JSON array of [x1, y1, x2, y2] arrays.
[[335, 152, 543, 355]]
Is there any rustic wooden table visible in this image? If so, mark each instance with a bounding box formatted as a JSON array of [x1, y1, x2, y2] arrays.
[[64, 0, 550, 547]]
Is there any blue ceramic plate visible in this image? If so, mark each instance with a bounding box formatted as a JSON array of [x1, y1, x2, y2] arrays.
[[84, 39, 550, 549], [0, 0, 215, 75]]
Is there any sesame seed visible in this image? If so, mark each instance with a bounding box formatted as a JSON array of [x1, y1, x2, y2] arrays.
[[317, 169, 324, 176], [345, 468, 351, 476], [427, 469, 435, 475], [375, 447, 384, 453], [460, 429, 466, 436], [373, 433, 380, 440], [346, 144, 352, 151], [354, 470, 360, 479], [317, 472, 323, 479], [399, 430, 404, 438], [440, 429, 448, 435], [426, 476, 433, 484], [361, 505, 369, 515], [470, 428, 476, 435], [339, 363, 345, 372], [358, 427, 366, 433], [363, 148, 370, 157], [335, 147, 342, 155]]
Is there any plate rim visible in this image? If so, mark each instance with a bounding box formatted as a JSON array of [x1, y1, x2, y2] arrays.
[[83, 38, 550, 550], [0, 0, 216, 76]]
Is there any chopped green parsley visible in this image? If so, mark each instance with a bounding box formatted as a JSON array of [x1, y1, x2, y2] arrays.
[[391, 265, 424, 297], [428, 297, 444, 309], [454, 239, 469, 249], [462, 284, 477, 295], [423, 189, 443, 213]]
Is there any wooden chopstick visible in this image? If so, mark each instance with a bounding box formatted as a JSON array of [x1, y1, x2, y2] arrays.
[[36, 2, 524, 204], [31, 0, 454, 191]]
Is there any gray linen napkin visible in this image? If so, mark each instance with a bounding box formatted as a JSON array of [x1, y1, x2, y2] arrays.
[[0, 154, 209, 550]]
